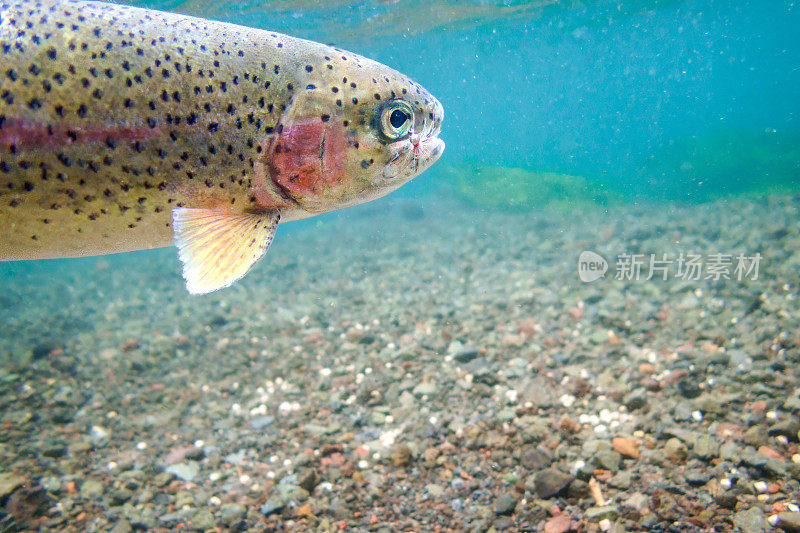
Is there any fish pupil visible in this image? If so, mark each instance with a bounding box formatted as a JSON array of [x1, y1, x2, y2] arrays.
[[390, 109, 407, 129]]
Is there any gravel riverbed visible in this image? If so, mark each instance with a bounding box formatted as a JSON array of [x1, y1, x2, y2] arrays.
[[1, 192, 799, 531]]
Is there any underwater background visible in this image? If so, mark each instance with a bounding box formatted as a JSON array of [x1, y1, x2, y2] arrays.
[[1, 0, 800, 531]]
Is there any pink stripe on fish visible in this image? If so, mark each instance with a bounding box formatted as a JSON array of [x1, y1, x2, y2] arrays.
[[0, 117, 159, 151]]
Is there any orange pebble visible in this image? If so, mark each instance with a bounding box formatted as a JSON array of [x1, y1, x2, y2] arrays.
[[613, 437, 640, 459]]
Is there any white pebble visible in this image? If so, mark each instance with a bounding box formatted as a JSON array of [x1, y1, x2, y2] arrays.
[[194, 440, 204, 448], [787, 503, 800, 512], [559, 394, 576, 407], [208, 496, 221, 506], [239, 474, 250, 484], [570, 460, 585, 476], [791, 454, 800, 464], [720, 478, 732, 489], [90, 426, 110, 439], [357, 460, 368, 469], [136, 441, 147, 450], [319, 367, 332, 377], [768, 514, 780, 527], [691, 410, 703, 421], [505, 389, 518, 403], [106, 461, 117, 471], [754, 481, 769, 493], [766, 410, 778, 420], [318, 482, 333, 492], [599, 518, 612, 532], [209, 472, 221, 481]]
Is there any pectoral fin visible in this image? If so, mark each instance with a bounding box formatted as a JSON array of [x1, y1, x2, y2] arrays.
[[172, 207, 280, 294]]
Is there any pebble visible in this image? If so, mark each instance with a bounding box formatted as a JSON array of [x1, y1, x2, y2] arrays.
[[412, 381, 437, 396], [662, 438, 688, 463], [532, 468, 573, 499], [219, 504, 246, 525], [584, 505, 620, 521], [190, 509, 215, 530], [165, 462, 199, 483], [259, 496, 284, 516], [623, 388, 647, 410], [80, 479, 104, 499], [594, 450, 622, 472], [612, 437, 639, 459], [544, 514, 571, 533], [776, 512, 800, 532], [693, 435, 719, 460], [733, 507, 769, 532], [0, 472, 26, 497], [494, 493, 519, 515]]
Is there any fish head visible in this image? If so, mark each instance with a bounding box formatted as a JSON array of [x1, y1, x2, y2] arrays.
[[265, 52, 444, 214]]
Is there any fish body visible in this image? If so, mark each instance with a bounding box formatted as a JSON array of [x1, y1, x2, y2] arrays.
[[0, 1, 443, 292]]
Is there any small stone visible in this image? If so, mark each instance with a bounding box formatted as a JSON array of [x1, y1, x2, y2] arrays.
[[249, 416, 275, 430], [80, 479, 104, 499], [412, 381, 437, 396], [425, 483, 445, 498], [733, 507, 769, 532], [608, 471, 632, 489], [494, 493, 519, 515], [594, 450, 622, 472], [715, 491, 738, 510], [520, 446, 552, 470], [684, 470, 710, 486], [584, 505, 620, 521], [612, 437, 639, 459], [663, 438, 688, 463], [0, 472, 26, 497], [453, 345, 480, 363], [769, 420, 800, 442], [220, 504, 246, 526], [776, 512, 800, 532], [260, 496, 284, 516], [390, 443, 413, 467], [623, 388, 647, 410], [544, 514, 571, 533], [719, 440, 740, 461], [190, 509, 215, 530], [743, 425, 768, 447], [532, 468, 572, 499], [276, 484, 309, 502], [693, 435, 719, 460], [297, 469, 319, 493], [165, 462, 199, 482]]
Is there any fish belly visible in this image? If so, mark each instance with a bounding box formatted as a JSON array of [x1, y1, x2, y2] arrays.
[[0, 0, 298, 259]]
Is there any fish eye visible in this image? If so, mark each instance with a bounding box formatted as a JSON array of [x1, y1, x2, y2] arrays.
[[379, 100, 414, 140]]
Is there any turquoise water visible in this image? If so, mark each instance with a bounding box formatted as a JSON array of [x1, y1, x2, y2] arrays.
[[1, 3, 800, 530], [128, 0, 800, 202]]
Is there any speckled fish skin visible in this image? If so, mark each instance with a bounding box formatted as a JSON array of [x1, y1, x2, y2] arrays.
[[0, 0, 444, 260]]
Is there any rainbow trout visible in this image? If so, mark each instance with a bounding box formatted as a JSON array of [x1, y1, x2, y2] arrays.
[[0, 1, 444, 293]]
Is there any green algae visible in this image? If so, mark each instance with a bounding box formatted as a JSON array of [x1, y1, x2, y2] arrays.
[[449, 165, 620, 212], [638, 130, 800, 202]]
